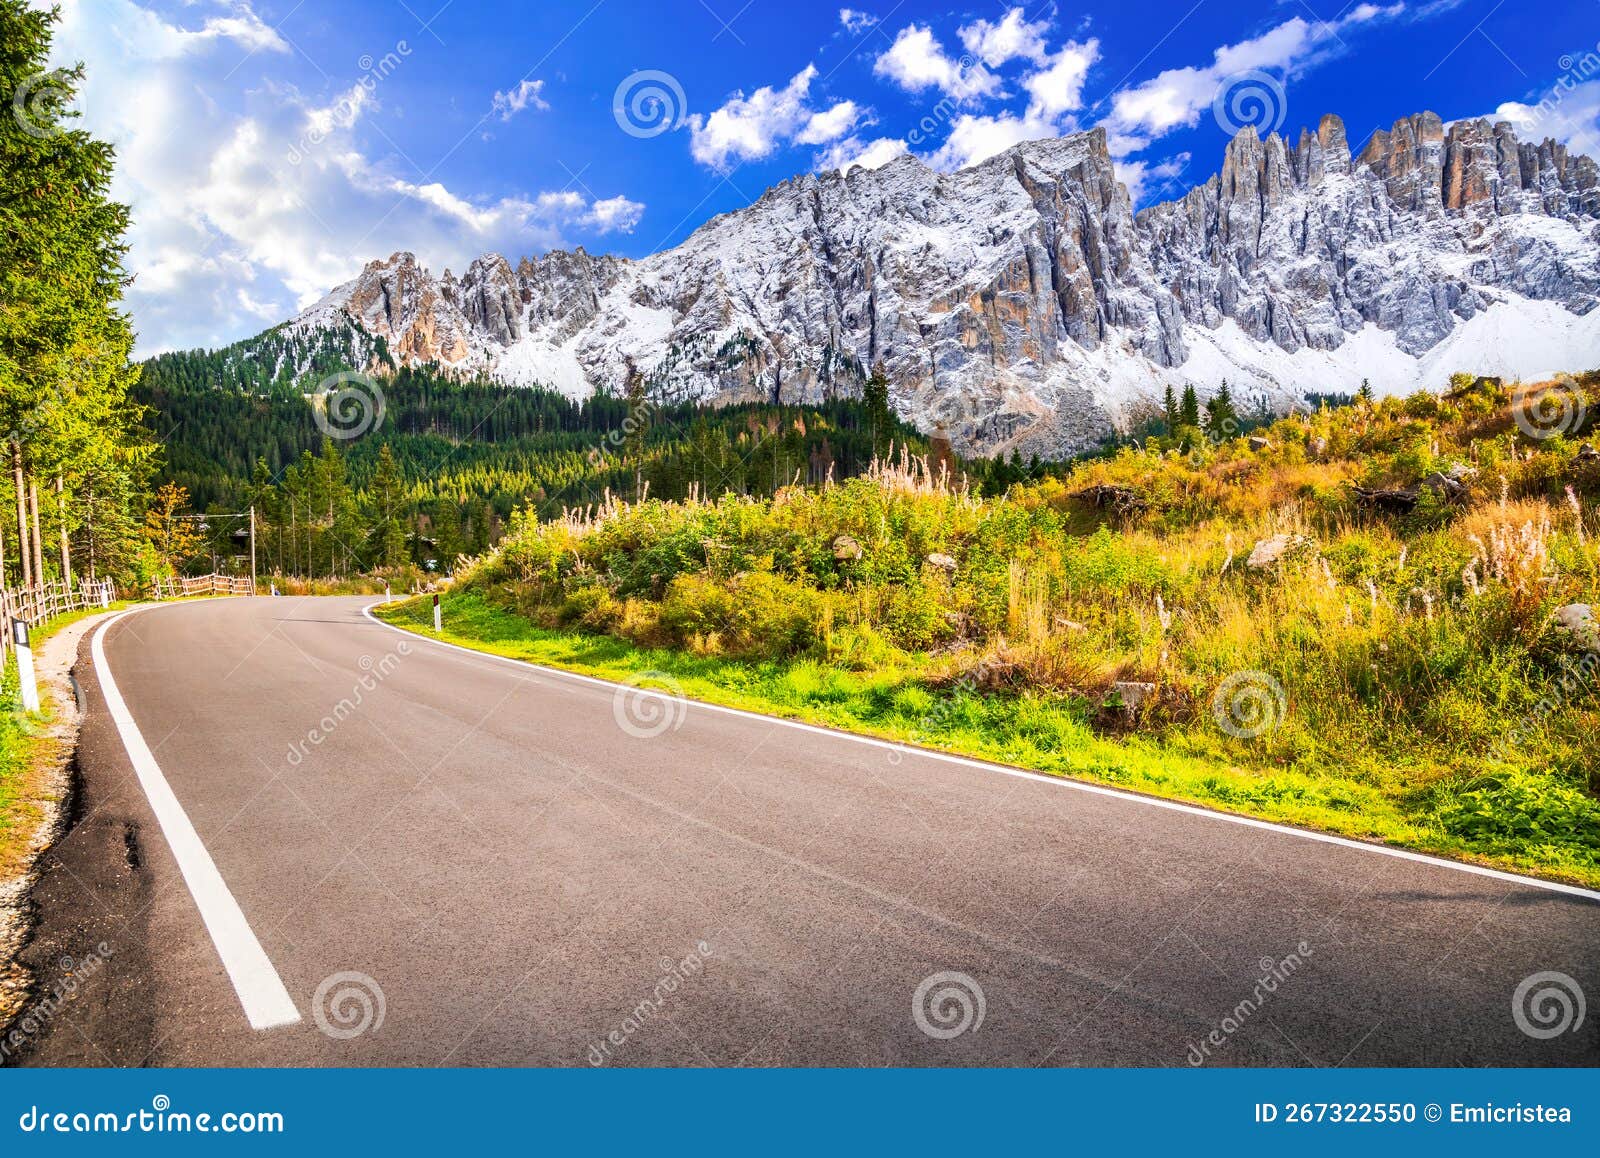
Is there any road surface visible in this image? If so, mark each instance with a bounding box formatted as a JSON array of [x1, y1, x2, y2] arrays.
[[9, 596, 1598, 1066]]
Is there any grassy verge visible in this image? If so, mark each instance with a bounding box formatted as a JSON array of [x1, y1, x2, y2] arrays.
[[375, 591, 1599, 890], [0, 602, 131, 880]]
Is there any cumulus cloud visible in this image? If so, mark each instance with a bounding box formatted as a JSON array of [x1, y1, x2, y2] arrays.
[[959, 8, 1051, 69], [1495, 78, 1600, 159], [815, 135, 908, 174], [1103, 7, 1403, 155], [492, 78, 549, 121], [873, 24, 1001, 103], [869, 7, 1100, 172], [688, 65, 860, 169], [838, 8, 878, 36], [922, 40, 1101, 171], [52, 0, 643, 355]]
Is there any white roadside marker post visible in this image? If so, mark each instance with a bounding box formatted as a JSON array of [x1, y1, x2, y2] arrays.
[[13, 620, 41, 713], [384, 583, 392, 604], [433, 592, 442, 632]]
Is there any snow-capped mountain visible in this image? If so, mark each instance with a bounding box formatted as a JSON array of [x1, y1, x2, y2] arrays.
[[286, 110, 1600, 456]]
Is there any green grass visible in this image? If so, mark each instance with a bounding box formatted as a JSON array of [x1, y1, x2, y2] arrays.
[[366, 380, 1600, 890], [376, 590, 1600, 889], [0, 601, 131, 878]]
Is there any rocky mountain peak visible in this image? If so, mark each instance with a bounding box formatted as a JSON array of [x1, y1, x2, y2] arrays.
[[286, 110, 1600, 457]]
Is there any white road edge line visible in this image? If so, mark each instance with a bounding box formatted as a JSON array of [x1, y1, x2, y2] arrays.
[[362, 602, 1600, 904], [92, 607, 302, 1030]]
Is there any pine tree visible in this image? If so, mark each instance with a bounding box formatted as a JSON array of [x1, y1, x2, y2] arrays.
[[1162, 384, 1179, 433], [1358, 378, 1375, 406], [368, 444, 407, 568], [1179, 384, 1201, 429], [863, 362, 892, 460], [1205, 379, 1238, 438], [1, 0, 144, 586]]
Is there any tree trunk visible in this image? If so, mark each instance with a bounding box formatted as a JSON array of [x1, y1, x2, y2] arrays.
[[57, 476, 72, 587], [86, 483, 96, 582], [29, 477, 45, 586], [13, 444, 31, 590]]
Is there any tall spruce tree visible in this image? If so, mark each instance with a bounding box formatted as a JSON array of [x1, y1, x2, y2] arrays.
[[1179, 383, 1201, 429], [2, 1, 147, 587], [863, 361, 892, 460]]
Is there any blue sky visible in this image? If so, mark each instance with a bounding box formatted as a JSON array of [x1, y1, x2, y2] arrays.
[[46, 0, 1600, 355]]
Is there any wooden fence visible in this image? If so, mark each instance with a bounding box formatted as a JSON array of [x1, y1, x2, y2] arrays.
[[148, 574, 255, 600], [0, 578, 116, 662]]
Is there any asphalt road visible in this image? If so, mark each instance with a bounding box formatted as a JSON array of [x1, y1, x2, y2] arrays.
[[8, 596, 1598, 1066]]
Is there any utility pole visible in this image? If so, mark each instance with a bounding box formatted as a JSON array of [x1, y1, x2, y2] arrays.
[[249, 505, 257, 595]]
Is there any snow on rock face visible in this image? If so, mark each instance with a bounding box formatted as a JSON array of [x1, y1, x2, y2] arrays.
[[287, 111, 1600, 458]]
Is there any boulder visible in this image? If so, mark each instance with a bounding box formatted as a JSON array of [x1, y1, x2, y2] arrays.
[[1553, 604, 1599, 652], [832, 535, 863, 561], [926, 552, 958, 572], [1248, 436, 1271, 452], [1247, 533, 1314, 570]]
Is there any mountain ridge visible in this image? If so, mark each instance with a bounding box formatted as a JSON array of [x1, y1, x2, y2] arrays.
[[270, 109, 1600, 456]]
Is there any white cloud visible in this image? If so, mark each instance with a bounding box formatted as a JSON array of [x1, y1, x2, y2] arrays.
[[873, 23, 1001, 103], [1023, 39, 1100, 120], [871, 11, 1100, 171], [1103, 8, 1402, 155], [193, 10, 291, 54], [928, 111, 1054, 171], [52, 0, 644, 355], [492, 78, 549, 121], [1496, 79, 1600, 159], [959, 8, 1050, 69], [815, 135, 908, 174], [838, 8, 878, 36], [795, 100, 861, 145], [689, 65, 865, 169]]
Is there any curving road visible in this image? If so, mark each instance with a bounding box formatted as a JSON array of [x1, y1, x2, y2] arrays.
[[9, 596, 1599, 1066]]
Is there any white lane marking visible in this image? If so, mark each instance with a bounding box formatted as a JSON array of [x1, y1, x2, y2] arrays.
[[92, 608, 301, 1029], [362, 602, 1600, 904]]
